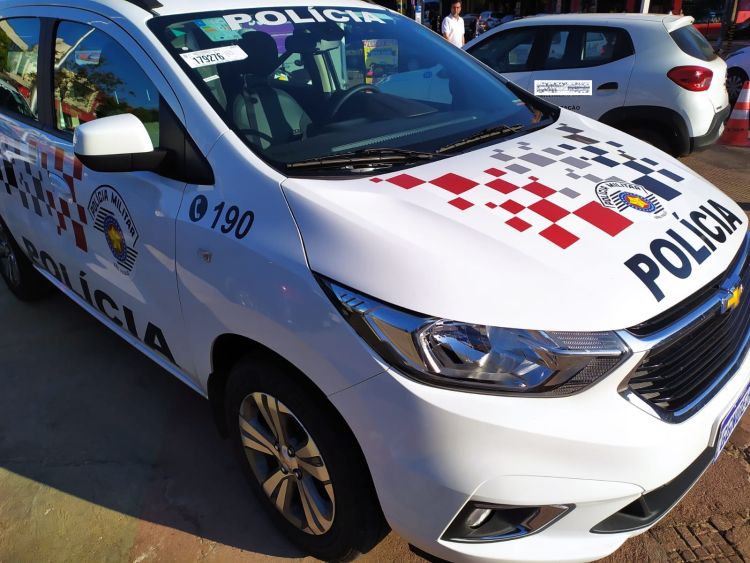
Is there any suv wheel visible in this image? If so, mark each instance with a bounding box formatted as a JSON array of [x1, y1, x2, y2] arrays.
[[0, 218, 50, 301], [225, 356, 387, 561], [727, 68, 749, 106]]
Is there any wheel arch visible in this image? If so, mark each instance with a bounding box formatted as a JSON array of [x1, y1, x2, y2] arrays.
[[212, 334, 390, 553], [599, 105, 691, 156], [207, 334, 367, 462], [208, 334, 288, 436]]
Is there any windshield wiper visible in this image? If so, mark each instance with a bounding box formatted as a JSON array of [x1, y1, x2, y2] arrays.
[[286, 147, 445, 170], [437, 124, 525, 154]]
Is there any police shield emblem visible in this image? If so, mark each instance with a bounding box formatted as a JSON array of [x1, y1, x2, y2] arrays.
[[88, 185, 139, 275]]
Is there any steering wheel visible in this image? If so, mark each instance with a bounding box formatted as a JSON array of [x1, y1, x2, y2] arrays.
[[238, 128, 274, 143], [329, 84, 381, 119]]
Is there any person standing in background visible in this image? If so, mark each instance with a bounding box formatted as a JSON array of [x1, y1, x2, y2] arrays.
[[442, 1, 464, 47]]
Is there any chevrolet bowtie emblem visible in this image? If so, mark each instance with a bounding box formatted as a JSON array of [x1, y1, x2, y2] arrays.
[[721, 284, 743, 314]]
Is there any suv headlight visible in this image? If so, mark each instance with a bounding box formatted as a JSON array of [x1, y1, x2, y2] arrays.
[[320, 277, 630, 396]]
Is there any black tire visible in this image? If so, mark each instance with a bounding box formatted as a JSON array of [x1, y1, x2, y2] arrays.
[[626, 127, 675, 156], [0, 216, 51, 301], [225, 356, 388, 562], [727, 68, 749, 106]]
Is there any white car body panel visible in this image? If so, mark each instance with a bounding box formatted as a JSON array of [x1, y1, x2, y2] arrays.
[[726, 47, 750, 74], [530, 55, 635, 119], [175, 132, 388, 395], [284, 111, 746, 331], [0, 2, 747, 563], [331, 344, 750, 562]]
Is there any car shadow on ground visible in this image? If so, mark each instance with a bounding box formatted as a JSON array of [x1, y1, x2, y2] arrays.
[[0, 286, 304, 558]]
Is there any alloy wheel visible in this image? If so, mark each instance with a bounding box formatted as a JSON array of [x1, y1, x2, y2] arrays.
[[0, 222, 20, 287], [239, 392, 335, 535]]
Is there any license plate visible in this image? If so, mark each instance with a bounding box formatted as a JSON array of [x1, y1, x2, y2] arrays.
[[713, 380, 750, 463]]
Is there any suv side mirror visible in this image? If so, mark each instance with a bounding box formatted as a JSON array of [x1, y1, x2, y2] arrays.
[[73, 113, 168, 173]]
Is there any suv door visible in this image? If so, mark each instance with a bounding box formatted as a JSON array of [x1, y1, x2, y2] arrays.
[[0, 17, 63, 267], [530, 26, 635, 120], [36, 13, 196, 376], [466, 27, 542, 91]]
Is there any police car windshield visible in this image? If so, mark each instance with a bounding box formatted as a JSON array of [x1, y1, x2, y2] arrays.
[[149, 7, 556, 175]]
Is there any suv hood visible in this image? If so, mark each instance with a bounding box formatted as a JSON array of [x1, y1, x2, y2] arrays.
[[282, 113, 747, 331]]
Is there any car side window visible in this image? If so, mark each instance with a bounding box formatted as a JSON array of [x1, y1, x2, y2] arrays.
[[468, 28, 538, 73], [581, 29, 633, 65], [540, 27, 633, 70], [544, 30, 573, 69], [53, 21, 159, 145], [0, 18, 40, 120]]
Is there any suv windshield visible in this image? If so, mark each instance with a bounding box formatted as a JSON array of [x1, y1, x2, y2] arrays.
[[149, 7, 556, 174]]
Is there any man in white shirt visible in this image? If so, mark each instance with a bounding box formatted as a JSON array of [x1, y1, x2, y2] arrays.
[[441, 1, 464, 48]]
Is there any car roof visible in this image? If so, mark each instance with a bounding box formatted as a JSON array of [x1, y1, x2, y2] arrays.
[[500, 12, 692, 28], [0, 0, 384, 18]]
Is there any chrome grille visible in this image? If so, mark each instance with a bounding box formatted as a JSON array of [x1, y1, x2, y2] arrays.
[[625, 236, 750, 422]]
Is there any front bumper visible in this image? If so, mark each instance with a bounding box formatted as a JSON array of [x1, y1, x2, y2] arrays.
[[330, 336, 750, 562]]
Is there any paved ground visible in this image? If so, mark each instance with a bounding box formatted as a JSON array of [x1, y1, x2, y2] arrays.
[[0, 144, 749, 563]]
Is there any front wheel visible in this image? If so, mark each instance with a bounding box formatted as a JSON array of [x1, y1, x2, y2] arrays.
[[0, 217, 51, 301], [225, 357, 387, 561]]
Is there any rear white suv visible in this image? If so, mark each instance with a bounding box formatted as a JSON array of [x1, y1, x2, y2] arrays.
[[465, 14, 730, 156]]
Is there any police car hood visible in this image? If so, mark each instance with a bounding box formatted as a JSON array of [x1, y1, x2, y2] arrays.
[[282, 113, 747, 331]]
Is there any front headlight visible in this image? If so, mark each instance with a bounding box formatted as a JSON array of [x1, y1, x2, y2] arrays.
[[320, 277, 630, 396]]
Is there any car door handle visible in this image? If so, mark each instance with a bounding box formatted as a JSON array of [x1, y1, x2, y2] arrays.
[[47, 171, 72, 197], [597, 82, 619, 91]]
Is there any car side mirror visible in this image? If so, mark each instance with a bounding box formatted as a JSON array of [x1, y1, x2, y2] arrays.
[[73, 113, 168, 173]]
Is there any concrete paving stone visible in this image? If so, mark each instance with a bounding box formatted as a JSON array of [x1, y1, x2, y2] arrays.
[[711, 515, 734, 532], [678, 526, 702, 549], [679, 548, 697, 562], [655, 527, 686, 551], [691, 522, 714, 536], [725, 522, 750, 556]]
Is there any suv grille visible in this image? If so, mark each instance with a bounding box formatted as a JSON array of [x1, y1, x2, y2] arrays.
[[626, 238, 750, 422]]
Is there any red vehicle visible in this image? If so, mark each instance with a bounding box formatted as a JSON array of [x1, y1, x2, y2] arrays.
[[683, 0, 723, 40], [736, 0, 750, 37], [684, 0, 750, 40]]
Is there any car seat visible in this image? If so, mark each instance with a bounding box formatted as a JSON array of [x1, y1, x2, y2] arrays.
[[232, 32, 310, 149]]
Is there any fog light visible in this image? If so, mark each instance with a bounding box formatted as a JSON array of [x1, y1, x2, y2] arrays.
[[465, 507, 493, 529], [442, 502, 573, 543]]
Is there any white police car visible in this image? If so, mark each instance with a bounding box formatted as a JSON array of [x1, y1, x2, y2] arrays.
[[465, 14, 730, 157], [0, 1, 748, 562]]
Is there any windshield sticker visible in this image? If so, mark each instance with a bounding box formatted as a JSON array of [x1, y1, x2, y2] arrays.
[[180, 45, 248, 68], [363, 39, 398, 84], [223, 9, 385, 30], [74, 50, 101, 66], [534, 80, 592, 96], [195, 17, 242, 42]]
